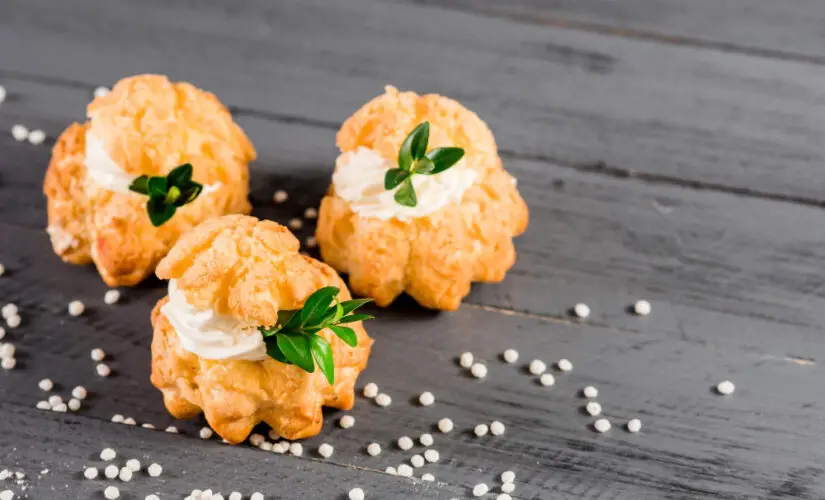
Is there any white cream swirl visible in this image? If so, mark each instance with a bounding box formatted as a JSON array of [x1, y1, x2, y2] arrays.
[[332, 147, 476, 221], [160, 280, 267, 361], [84, 130, 135, 193]]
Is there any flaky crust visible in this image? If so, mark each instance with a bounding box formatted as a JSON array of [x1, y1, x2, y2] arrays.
[[316, 86, 529, 310], [151, 215, 372, 443], [43, 74, 256, 286]]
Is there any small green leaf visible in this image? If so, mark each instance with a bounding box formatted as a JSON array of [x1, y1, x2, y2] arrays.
[[129, 175, 149, 195], [412, 157, 435, 174], [167, 163, 193, 186], [339, 298, 373, 315], [176, 183, 203, 207], [299, 286, 341, 327], [393, 178, 417, 207], [426, 147, 465, 174], [165, 185, 181, 204], [276, 333, 315, 373], [275, 309, 299, 331], [147, 177, 168, 197], [310, 335, 335, 385], [265, 339, 289, 363], [409, 122, 430, 160], [338, 313, 374, 324], [321, 301, 345, 325], [146, 198, 176, 227], [329, 325, 358, 347], [384, 168, 410, 190]]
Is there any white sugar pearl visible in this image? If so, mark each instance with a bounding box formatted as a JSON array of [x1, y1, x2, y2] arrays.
[[93, 86, 110, 98], [0, 343, 13, 358], [397, 436, 413, 450], [165, 426, 178, 433], [557, 358, 573, 372], [0, 85, 5, 103], [118, 467, 132, 481], [490, 421, 506, 436], [48, 395, 63, 407], [100, 448, 116, 461], [305, 236, 317, 248], [474, 424, 489, 437], [5, 316, 19, 329], [229, 493, 242, 500], [199, 427, 214, 439], [126, 459, 140, 472], [96, 363, 111, 377], [304, 207, 318, 219], [0, 327, 4, 340], [717, 380, 735, 395], [424, 449, 439, 463], [627, 418, 642, 433], [91, 348, 105, 361], [141, 423, 155, 429], [318, 443, 334, 458], [11, 125, 28, 141], [1, 358, 15, 370], [123, 417, 136, 425], [419, 433, 433, 446], [268, 429, 280, 441], [83, 467, 98, 480], [497, 494, 512, 500], [104, 290, 120, 305], [36, 401, 51, 410], [438, 418, 454, 433], [68, 398, 81, 411], [288, 218, 303, 230], [419, 391, 435, 406], [53, 403, 68, 412], [111, 414, 124, 423], [586, 402, 602, 416], [28, 129, 46, 145], [68, 300, 85, 316], [146, 495, 160, 500], [384, 466, 397, 475], [272, 441, 288, 454], [340, 415, 355, 428], [528, 359, 546, 375], [633, 299, 651, 316], [348, 488, 365, 500], [273, 190, 288, 204], [594, 418, 611, 433], [502, 349, 519, 363], [473, 483, 489, 497], [251, 493, 264, 500], [422, 473, 435, 482], [38, 379, 53, 391], [289, 442, 303, 456], [72, 386, 87, 400], [362, 382, 378, 398], [1, 304, 17, 318], [259, 441, 273, 451], [249, 433, 265, 447], [459, 352, 474, 368], [147, 463, 162, 477], [470, 363, 488, 378], [501, 470, 515, 483], [104, 465, 118, 479], [539, 373, 555, 386], [583, 386, 598, 398], [501, 482, 515, 493], [573, 303, 590, 318], [375, 393, 391, 407], [410, 454, 425, 468], [366, 443, 381, 456], [397, 464, 413, 477], [104, 486, 120, 499]]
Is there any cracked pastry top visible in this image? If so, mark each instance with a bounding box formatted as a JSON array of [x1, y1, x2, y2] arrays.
[[150, 215, 373, 443], [43, 74, 255, 286], [316, 86, 529, 311]]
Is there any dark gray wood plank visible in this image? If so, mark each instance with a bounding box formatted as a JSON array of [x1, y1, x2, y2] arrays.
[[389, 0, 825, 64], [2, 0, 825, 203]]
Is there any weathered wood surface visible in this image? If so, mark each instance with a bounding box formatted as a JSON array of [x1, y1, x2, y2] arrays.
[[1, 0, 825, 499]]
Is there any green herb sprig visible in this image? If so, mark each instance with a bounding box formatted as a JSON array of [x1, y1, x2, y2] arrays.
[[129, 163, 203, 227], [258, 287, 373, 385], [384, 121, 465, 207]]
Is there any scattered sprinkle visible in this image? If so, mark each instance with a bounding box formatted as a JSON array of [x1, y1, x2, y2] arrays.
[[419, 433, 433, 447], [501, 482, 515, 493], [573, 303, 590, 318], [28, 129, 46, 145], [72, 386, 87, 400], [470, 363, 488, 378], [141, 423, 155, 429], [249, 434, 265, 447], [557, 359, 573, 372], [288, 218, 303, 230], [473, 483, 489, 497], [91, 348, 106, 361], [539, 373, 555, 386], [397, 464, 413, 477], [318, 443, 334, 458], [250, 493, 264, 500], [48, 395, 63, 407], [0, 85, 5, 103], [68, 300, 85, 316], [53, 403, 68, 412], [305, 236, 317, 248], [229, 493, 242, 500], [111, 415, 124, 423], [199, 427, 214, 440], [419, 391, 435, 406], [273, 190, 288, 204], [501, 471, 515, 483], [289, 442, 303, 456], [422, 473, 435, 482], [490, 421, 505, 436], [38, 378, 53, 391], [0, 343, 14, 358], [304, 207, 318, 219], [362, 383, 378, 398], [104, 290, 121, 305], [165, 426, 178, 434], [594, 418, 611, 433], [146, 495, 160, 500], [348, 487, 365, 500], [424, 449, 440, 463], [366, 443, 381, 456], [104, 485, 120, 499], [410, 455, 425, 468], [633, 299, 651, 316], [0, 327, 4, 340], [268, 429, 280, 441], [125, 459, 140, 472], [118, 467, 132, 482], [104, 465, 118, 479], [83, 467, 98, 480], [340, 415, 355, 429], [717, 380, 735, 395], [384, 466, 397, 475], [474, 424, 489, 437], [147, 463, 162, 477], [96, 363, 111, 377], [438, 418, 454, 433], [100, 448, 117, 461], [5, 316, 19, 329], [1, 358, 15, 370], [93, 87, 110, 98], [68, 398, 81, 411], [459, 352, 474, 368], [0, 491, 11, 500], [586, 402, 602, 416], [11, 125, 28, 142], [582, 386, 598, 398], [397, 436, 413, 451], [497, 494, 512, 500], [375, 393, 391, 407], [123, 418, 135, 425], [36, 401, 51, 410], [627, 418, 642, 433], [1, 304, 17, 318], [502, 349, 519, 363], [528, 359, 546, 375]]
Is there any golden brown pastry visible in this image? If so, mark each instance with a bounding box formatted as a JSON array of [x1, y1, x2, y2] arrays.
[[316, 86, 529, 311], [43, 74, 255, 286], [151, 215, 373, 443]]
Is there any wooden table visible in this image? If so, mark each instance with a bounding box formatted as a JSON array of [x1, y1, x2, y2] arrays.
[[1, 1, 824, 498]]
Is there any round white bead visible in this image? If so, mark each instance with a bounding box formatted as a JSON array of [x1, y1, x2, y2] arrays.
[[125, 459, 140, 472], [557, 359, 573, 372], [362, 382, 378, 398], [528, 359, 546, 375], [717, 380, 735, 395], [93, 87, 110, 98], [419, 433, 433, 446], [104, 465, 118, 479], [424, 449, 440, 463], [104, 486, 120, 499], [1, 358, 15, 370], [375, 393, 391, 407], [68, 300, 85, 316], [11, 125, 28, 141], [474, 424, 488, 437], [104, 290, 121, 305], [502, 349, 519, 363], [473, 483, 489, 497], [318, 443, 334, 458], [91, 348, 105, 361], [289, 442, 303, 456], [501, 470, 515, 483], [38, 379, 53, 391], [459, 352, 474, 368], [100, 448, 116, 461], [633, 299, 651, 316], [418, 391, 435, 406], [422, 473, 435, 482], [470, 363, 487, 378], [586, 402, 602, 416], [68, 398, 81, 411], [348, 487, 365, 500], [96, 363, 111, 377], [582, 386, 598, 398], [273, 190, 288, 204], [501, 482, 515, 493], [573, 303, 590, 318], [539, 373, 555, 386], [28, 129, 46, 145], [490, 421, 505, 436], [304, 207, 318, 219], [366, 443, 381, 456], [627, 418, 642, 433], [340, 415, 355, 428], [397, 436, 413, 450], [410, 455, 424, 468], [147, 463, 162, 477], [437, 418, 454, 433], [72, 386, 87, 399], [83, 467, 98, 480], [593, 418, 611, 433], [117, 467, 132, 482], [397, 464, 413, 477], [384, 466, 397, 475]]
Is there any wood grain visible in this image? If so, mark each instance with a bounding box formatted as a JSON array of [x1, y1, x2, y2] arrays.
[[1, 0, 825, 203]]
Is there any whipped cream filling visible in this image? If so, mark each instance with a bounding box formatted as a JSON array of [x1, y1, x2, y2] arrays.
[[161, 280, 267, 361], [84, 130, 135, 193], [332, 147, 477, 221]]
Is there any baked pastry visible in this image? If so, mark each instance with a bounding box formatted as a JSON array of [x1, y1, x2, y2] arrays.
[[43, 74, 255, 286], [316, 86, 529, 310], [150, 215, 373, 443]]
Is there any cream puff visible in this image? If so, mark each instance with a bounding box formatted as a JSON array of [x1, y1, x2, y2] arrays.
[[43, 74, 255, 286], [150, 215, 373, 443], [316, 86, 529, 311]]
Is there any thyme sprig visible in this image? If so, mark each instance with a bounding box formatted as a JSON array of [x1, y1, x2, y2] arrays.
[[129, 163, 203, 227]]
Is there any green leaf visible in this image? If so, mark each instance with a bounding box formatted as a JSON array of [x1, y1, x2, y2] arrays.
[[384, 168, 410, 190], [299, 287, 341, 327], [426, 147, 465, 174], [129, 175, 149, 195], [167, 163, 193, 186], [176, 183, 203, 207], [165, 185, 182, 204], [329, 325, 358, 347], [147, 176, 168, 197], [393, 178, 417, 207], [276, 333, 315, 373], [412, 157, 435, 175], [146, 198, 176, 227], [338, 313, 374, 324], [265, 339, 289, 363], [339, 298, 373, 315], [408, 122, 430, 160], [309, 335, 335, 385], [276, 309, 299, 330], [321, 301, 344, 325]]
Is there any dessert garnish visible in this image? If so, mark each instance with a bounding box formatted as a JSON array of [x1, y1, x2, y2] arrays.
[[129, 163, 203, 226], [384, 121, 465, 207], [257, 286, 373, 384]]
